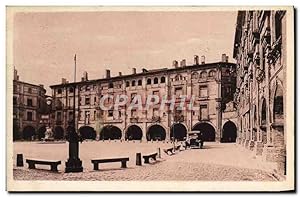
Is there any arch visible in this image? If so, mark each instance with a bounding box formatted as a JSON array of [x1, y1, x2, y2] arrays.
[[126, 81, 130, 87], [221, 121, 237, 143], [200, 71, 207, 78], [208, 70, 216, 77], [161, 76, 166, 83], [175, 74, 182, 81], [154, 77, 159, 84], [138, 79, 142, 86], [191, 72, 199, 79], [261, 97, 267, 125], [125, 125, 143, 140], [100, 125, 122, 140], [54, 126, 64, 139], [132, 80, 136, 86], [273, 84, 284, 121], [79, 126, 96, 140], [22, 125, 35, 140], [147, 124, 166, 141], [147, 78, 151, 85], [192, 122, 215, 141], [37, 125, 46, 140], [170, 123, 187, 141]]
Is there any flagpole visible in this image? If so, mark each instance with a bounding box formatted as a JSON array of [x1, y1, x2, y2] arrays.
[[74, 54, 77, 83]]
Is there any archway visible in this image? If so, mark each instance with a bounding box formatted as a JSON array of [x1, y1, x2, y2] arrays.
[[221, 121, 237, 143], [79, 126, 96, 140], [125, 125, 143, 140], [147, 124, 166, 141], [273, 85, 284, 122], [170, 123, 187, 141], [192, 122, 215, 141], [54, 126, 64, 140], [22, 126, 35, 140], [100, 125, 122, 140], [37, 125, 46, 140]]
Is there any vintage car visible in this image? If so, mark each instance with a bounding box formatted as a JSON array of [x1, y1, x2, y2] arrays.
[[186, 130, 203, 149]]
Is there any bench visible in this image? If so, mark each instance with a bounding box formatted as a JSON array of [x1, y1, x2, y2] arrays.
[[163, 147, 174, 155], [26, 159, 61, 172], [91, 157, 129, 170], [142, 153, 158, 164]]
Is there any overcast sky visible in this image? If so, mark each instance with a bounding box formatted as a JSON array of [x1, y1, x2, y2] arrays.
[[12, 11, 237, 94]]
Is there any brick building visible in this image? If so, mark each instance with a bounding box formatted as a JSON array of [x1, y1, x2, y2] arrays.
[[50, 55, 237, 142], [13, 69, 49, 140], [233, 10, 286, 175]]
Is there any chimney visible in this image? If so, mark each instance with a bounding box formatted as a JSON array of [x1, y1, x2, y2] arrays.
[[61, 78, 67, 84], [142, 68, 148, 73], [119, 72, 122, 76], [83, 71, 88, 81], [201, 55, 205, 64], [221, 54, 227, 62], [180, 59, 186, 67], [132, 68, 136, 74], [106, 69, 111, 78], [226, 56, 229, 63], [172, 60, 179, 68], [194, 55, 199, 65]]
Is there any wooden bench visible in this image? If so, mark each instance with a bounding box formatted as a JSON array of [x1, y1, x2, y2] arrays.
[[163, 147, 174, 155], [26, 159, 61, 172], [91, 157, 129, 170], [143, 153, 158, 164]]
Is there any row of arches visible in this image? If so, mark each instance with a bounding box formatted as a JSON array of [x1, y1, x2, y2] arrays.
[[22, 121, 237, 142]]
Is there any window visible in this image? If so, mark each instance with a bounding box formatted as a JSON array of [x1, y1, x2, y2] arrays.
[[273, 86, 283, 120], [108, 110, 113, 117], [138, 79, 142, 86], [27, 98, 33, 107], [69, 87, 74, 93], [200, 105, 208, 120], [27, 111, 33, 121], [161, 76, 165, 83], [200, 71, 207, 78], [175, 87, 183, 97], [147, 78, 151, 85], [154, 77, 158, 84], [126, 81, 130, 87], [57, 112, 62, 121], [57, 88, 62, 94], [199, 85, 208, 97], [109, 82, 114, 89], [85, 86, 90, 91], [28, 88, 32, 93], [209, 70, 216, 77], [132, 80, 136, 86], [131, 109, 137, 117], [85, 97, 90, 105], [175, 74, 182, 81], [191, 72, 199, 79], [13, 97, 17, 105]]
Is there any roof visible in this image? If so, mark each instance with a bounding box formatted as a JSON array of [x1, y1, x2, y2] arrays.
[[50, 61, 236, 89], [13, 80, 46, 92]]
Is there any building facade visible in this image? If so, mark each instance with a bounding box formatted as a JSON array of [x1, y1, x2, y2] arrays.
[[50, 54, 237, 142], [13, 69, 49, 140], [233, 10, 286, 175]]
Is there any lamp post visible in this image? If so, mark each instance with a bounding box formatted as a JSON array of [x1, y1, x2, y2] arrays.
[[65, 54, 83, 173]]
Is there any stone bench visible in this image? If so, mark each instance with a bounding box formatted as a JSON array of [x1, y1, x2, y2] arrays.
[[26, 159, 61, 172], [143, 153, 158, 164], [91, 157, 129, 170]]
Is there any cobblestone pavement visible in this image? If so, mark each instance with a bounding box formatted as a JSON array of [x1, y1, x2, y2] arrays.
[[13, 141, 278, 181]]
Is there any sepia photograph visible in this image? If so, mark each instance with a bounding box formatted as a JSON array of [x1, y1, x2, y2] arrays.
[[6, 6, 294, 192]]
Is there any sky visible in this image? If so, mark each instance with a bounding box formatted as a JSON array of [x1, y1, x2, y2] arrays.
[[12, 11, 237, 94]]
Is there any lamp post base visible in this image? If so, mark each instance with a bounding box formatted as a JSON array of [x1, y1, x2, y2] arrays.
[[65, 158, 83, 173]]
